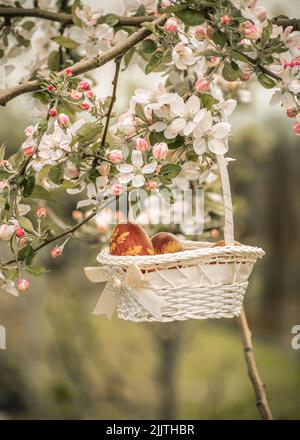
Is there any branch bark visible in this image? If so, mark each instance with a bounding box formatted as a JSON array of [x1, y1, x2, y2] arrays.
[[237, 308, 274, 420], [0, 14, 166, 107]]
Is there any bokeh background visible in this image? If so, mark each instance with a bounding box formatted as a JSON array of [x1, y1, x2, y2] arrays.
[[0, 0, 300, 420]]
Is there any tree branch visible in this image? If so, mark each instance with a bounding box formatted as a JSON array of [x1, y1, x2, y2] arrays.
[[0, 7, 155, 26], [272, 18, 300, 31], [0, 14, 166, 107], [100, 56, 123, 152], [237, 308, 274, 420], [233, 50, 281, 82]]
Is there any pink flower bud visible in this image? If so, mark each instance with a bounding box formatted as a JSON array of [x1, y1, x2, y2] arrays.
[[23, 146, 35, 157], [47, 84, 55, 92], [287, 108, 297, 118], [86, 90, 96, 100], [241, 72, 251, 81], [146, 180, 157, 190], [36, 207, 47, 218], [152, 142, 169, 160], [15, 227, 25, 238], [292, 121, 300, 136], [17, 278, 30, 292], [208, 56, 219, 67], [241, 21, 261, 41], [195, 26, 207, 40], [221, 15, 231, 26], [49, 107, 57, 117], [64, 68, 73, 76], [79, 80, 90, 91], [72, 210, 83, 221], [109, 150, 123, 164], [50, 246, 63, 258], [70, 89, 82, 100], [80, 101, 90, 110], [57, 113, 70, 128], [111, 183, 123, 196], [164, 17, 179, 33], [195, 78, 210, 92], [134, 137, 149, 152], [161, 0, 171, 7], [99, 162, 110, 176]]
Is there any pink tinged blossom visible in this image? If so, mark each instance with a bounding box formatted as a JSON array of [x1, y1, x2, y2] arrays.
[[287, 108, 297, 118], [161, 0, 171, 7], [293, 122, 300, 136], [57, 113, 70, 128], [79, 80, 90, 91], [49, 107, 57, 117], [195, 26, 207, 39], [146, 180, 157, 190], [109, 150, 123, 164], [23, 146, 35, 157], [0, 224, 15, 240], [17, 279, 30, 292], [99, 162, 110, 176], [221, 15, 231, 26], [164, 17, 179, 33], [47, 84, 55, 92], [64, 68, 73, 76], [70, 89, 82, 100], [51, 246, 63, 258], [15, 227, 25, 238], [86, 90, 96, 100], [241, 21, 261, 41], [134, 138, 149, 152], [152, 142, 169, 160], [24, 125, 35, 136], [36, 207, 47, 218], [195, 78, 210, 92], [111, 183, 123, 196], [80, 101, 90, 110]]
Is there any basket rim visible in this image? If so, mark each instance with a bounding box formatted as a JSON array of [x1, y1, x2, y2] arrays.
[[97, 240, 265, 267]]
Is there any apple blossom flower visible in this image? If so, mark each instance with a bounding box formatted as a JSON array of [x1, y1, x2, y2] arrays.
[[164, 95, 206, 139], [49, 107, 57, 117], [51, 246, 63, 258], [241, 21, 262, 41], [38, 126, 71, 163], [193, 110, 231, 155], [152, 142, 169, 160], [134, 138, 148, 152], [131, 85, 176, 112], [36, 207, 47, 218], [24, 125, 36, 137], [117, 150, 157, 188], [57, 113, 70, 128], [195, 26, 207, 40], [164, 18, 179, 33], [270, 69, 300, 109], [109, 150, 123, 164], [172, 42, 196, 70], [75, 4, 102, 27], [17, 279, 30, 292]]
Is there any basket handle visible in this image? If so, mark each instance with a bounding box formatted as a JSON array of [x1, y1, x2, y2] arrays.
[[216, 154, 235, 246]]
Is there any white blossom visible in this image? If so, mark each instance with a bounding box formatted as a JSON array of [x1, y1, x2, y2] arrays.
[[117, 150, 157, 188], [193, 111, 231, 155]]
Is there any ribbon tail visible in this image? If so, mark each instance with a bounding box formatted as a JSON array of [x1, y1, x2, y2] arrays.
[[84, 266, 109, 283], [132, 289, 167, 320], [92, 286, 119, 320]]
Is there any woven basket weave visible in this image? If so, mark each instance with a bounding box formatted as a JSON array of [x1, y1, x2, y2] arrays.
[[95, 154, 265, 322]]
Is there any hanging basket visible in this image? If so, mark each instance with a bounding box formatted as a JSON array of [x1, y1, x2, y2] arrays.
[[85, 155, 264, 322]]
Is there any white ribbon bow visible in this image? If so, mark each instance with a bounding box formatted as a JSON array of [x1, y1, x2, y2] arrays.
[[84, 264, 167, 320]]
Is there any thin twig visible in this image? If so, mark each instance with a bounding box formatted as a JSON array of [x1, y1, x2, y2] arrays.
[[0, 14, 166, 106], [232, 50, 281, 82], [100, 56, 123, 152], [237, 307, 274, 420]]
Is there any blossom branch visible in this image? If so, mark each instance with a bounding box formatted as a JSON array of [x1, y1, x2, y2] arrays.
[[237, 308, 274, 420], [0, 14, 166, 107], [100, 56, 123, 152]]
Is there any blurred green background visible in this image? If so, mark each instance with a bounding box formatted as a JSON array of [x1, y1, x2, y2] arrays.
[[0, 0, 300, 420]]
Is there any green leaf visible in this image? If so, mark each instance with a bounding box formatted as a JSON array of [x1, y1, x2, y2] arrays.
[[48, 165, 64, 185], [199, 49, 224, 57], [88, 168, 100, 182], [25, 265, 49, 276], [135, 103, 148, 122], [22, 175, 35, 198], [0, 49, 4, 59], [28, 185, 54, 202], [257, 73, 276, 89], [71, 0, 82, 27], [212, 30, 227, 47], [160, 164, 181, 180], [201, 93, 214, 109], [99, 13, 119, 26], [18, 245, 34, 265], [22, 21, 35, 31], [175, 9, 204, 26], [140, 39, 157, 54], [48, 50, 60, 71], [186, 151, 198, 161], [52, 36, 79, 49], [222, 61, 241, 81], [261, 20, 273, 48], [72, 122, 102, 146], [145, 51, 164, 74], [18, 216, 34, 232], [167, 136, 185, 150]]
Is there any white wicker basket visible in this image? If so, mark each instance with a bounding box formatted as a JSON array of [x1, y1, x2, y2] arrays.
[[87, 154, 264, 322]]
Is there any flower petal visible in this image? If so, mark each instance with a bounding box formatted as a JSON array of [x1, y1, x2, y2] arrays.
[[186, 95, 200, 114], [117, 163, 133, 173], [119, 173, 134, 184], [132, 174, 145, 187], [131, 150, 143, 168], [193, 138, 206, 155], [142, 161, 157, 174], [211, 122, 231, 139], [208, 138, 228, 154]]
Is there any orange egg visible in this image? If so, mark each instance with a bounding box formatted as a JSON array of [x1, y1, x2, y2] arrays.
[[151, 232, 183, 254], [109, 222, 154, 256]]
